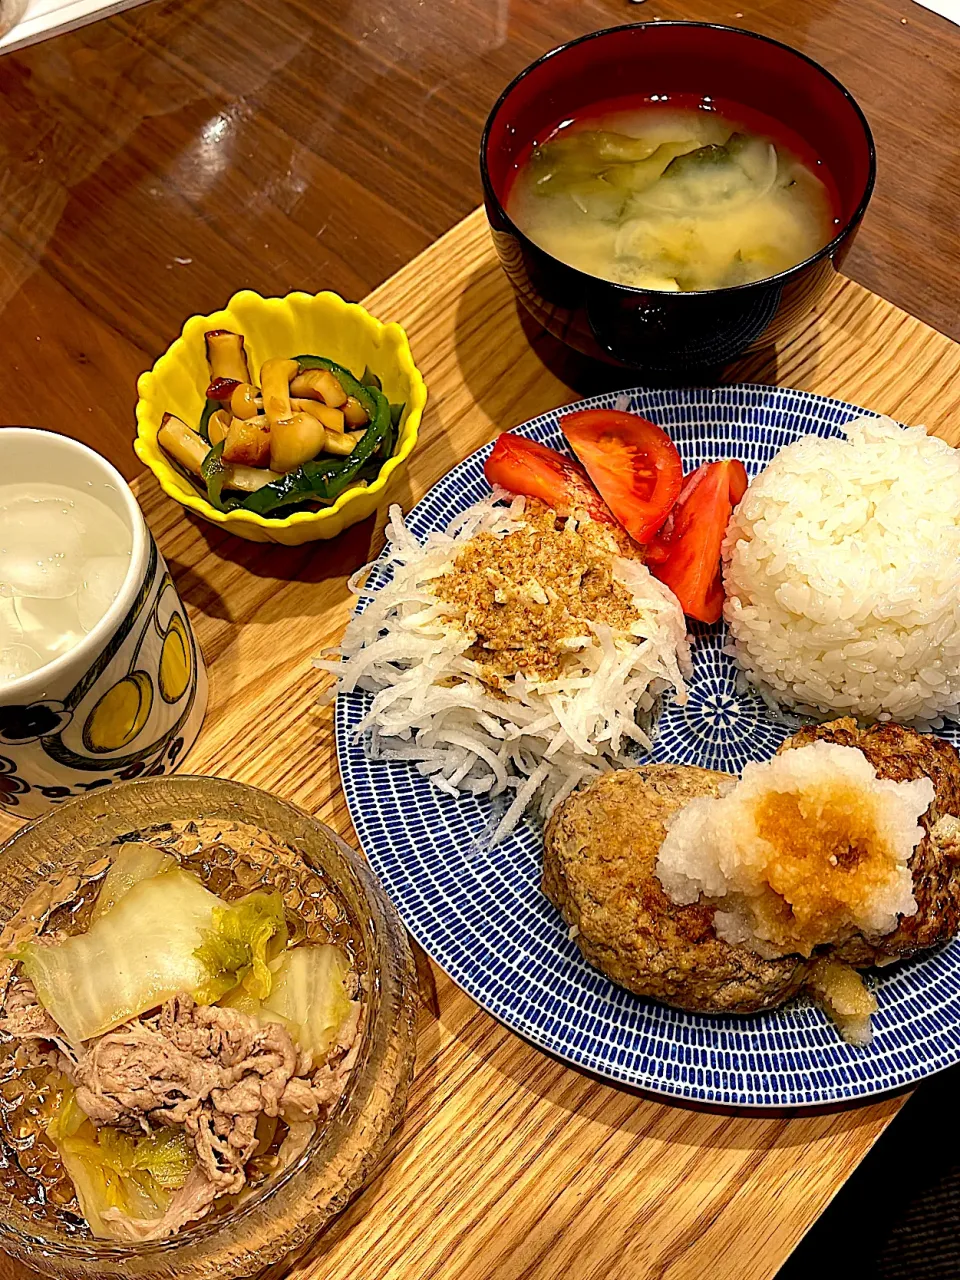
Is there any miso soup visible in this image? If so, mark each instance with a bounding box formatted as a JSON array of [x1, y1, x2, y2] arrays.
[[505, 95, 839, 292]]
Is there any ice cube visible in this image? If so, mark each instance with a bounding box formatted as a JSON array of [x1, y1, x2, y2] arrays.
[[0, 644, 43, 680], [0, 596, 22, 649], [77, 555, 130, 632], [16, 593, 85, 661], [0, 498, 84, 600]]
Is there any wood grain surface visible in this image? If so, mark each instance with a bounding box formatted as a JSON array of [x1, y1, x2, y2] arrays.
[[2, 207, 960, 1280], [1, 0, 960, 477]]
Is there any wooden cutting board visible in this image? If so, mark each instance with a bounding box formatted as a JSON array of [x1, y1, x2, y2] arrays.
[[4, 207, 960, 1280]]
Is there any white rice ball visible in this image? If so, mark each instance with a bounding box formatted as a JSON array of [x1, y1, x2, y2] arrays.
[[655, 741, 934, 955], [722, 415, 960, 723]]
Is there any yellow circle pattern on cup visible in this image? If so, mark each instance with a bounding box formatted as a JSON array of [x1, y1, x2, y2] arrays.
[[158, 614, 192, 704], [82, 671, 154, 754]]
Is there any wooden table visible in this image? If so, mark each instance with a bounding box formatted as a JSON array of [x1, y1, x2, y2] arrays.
[[1, 1, 960, 1277]]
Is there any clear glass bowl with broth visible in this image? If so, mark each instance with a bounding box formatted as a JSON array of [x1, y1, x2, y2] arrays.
[[0, 776, 418, 1280]]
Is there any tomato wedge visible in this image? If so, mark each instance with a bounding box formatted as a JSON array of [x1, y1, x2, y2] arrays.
[[484, 432, 617, 525], [646, 459, 749, 624], [559, 409, 683, 543]]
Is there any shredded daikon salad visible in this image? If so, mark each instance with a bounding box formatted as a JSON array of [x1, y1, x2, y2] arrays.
[[320, 492, 691, 844]]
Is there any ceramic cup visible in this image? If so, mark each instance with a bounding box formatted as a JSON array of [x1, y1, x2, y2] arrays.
[[0, 429, 207, 816]]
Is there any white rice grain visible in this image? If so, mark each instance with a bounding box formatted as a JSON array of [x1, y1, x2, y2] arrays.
[[723, 415, 960, 723]]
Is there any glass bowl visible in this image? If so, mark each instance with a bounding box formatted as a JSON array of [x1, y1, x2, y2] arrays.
[[0, 775, 418, 1279]]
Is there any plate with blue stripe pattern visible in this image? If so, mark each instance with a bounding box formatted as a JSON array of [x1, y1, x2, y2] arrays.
[[335, 384, 960, 1108]]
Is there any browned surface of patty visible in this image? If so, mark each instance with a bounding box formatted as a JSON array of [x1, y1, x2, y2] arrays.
[[542, 765, 812, 1015], [779, 718, 960, 966]]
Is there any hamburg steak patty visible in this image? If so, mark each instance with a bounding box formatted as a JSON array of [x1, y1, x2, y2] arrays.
[[779, 718, 960, 966], [543, 764, 811, 1015]]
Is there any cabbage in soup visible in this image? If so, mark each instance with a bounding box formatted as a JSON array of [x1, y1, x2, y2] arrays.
[[505, 97, 838, 292]]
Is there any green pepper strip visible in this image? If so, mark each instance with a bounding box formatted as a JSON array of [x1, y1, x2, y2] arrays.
[[389, 402, 405, 447], [362, 386, 386, 459], [293, 355, 378, 424], [239, 389, 392, 517], [201, 441, 229, 510], [197, 398, 219, 445]]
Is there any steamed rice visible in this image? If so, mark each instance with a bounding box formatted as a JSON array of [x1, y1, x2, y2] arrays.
[[321, 493, 691, 844], [723, 415, 960, 723]]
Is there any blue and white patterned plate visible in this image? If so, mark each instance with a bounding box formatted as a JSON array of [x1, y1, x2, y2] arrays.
[[335, 384, 960, 1108]]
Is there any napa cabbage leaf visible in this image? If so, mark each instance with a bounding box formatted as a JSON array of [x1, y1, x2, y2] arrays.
[[44, 1074, 87, 1142], [57, 1128, 191, 1239], [47, 1083, 192, 1240], [193, 892, 288, 1005], [90, 843, 177, 923], [262, 945, 355, 1067], [18, 870, 221, 1044], [217, 983, 297, 1040]]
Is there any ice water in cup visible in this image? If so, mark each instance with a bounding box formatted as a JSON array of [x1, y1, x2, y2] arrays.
[[0, 482, 133, 680]]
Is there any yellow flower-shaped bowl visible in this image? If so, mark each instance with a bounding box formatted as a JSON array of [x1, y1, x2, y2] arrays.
[[135, 290, 427, 545]]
